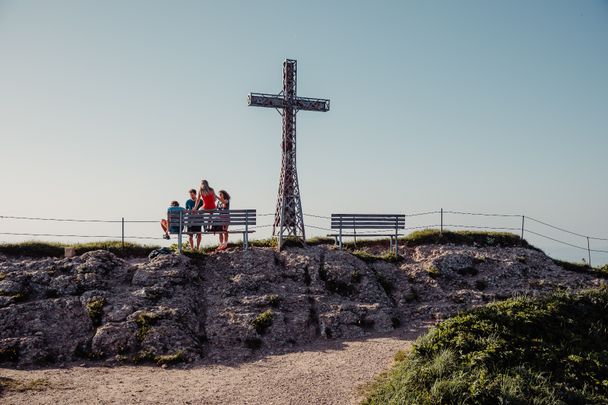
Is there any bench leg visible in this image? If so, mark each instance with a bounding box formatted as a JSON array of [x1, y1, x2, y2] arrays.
[[395, 234, 399, 255]]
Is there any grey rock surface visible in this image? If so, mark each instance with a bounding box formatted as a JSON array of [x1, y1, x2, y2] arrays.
[[0, 245, 601, 367]]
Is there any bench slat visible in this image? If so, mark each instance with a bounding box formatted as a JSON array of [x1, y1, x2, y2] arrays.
[[331, 221, 404, 225], [331, 214, 404, 218]]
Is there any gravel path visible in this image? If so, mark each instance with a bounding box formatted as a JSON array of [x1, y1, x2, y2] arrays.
[[0, 329, 423, 405]]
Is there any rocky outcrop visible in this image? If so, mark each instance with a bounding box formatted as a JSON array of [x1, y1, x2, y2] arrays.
[[0, 245, 601, 367]]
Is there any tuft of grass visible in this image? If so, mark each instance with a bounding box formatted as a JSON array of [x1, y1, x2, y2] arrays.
[[307, 237, 335, 246], [0, 377, 51, 393], [251, 309, 274, 334], [553, 258, 608, 279], [86, 297, 105, 327], [0, 241, 65, 258], [394, 350, 408, 363], [135, 312, 160, 342], [0, 272, 5, 281], [250, 238, 277, 248], [0, 240, 159, 258], [154, 350, 185, 366], [352, 250, 402, 263], [363, 286, 608, 404]]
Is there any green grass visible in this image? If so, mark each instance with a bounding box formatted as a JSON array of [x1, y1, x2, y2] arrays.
[[401, 229, 535, 249], [553, 259, 608, 279], [0, 240, 159, 258], [363, 286, 608, 404]]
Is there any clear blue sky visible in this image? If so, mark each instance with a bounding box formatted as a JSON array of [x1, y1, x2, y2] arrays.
[[1, 1, 607, 263]]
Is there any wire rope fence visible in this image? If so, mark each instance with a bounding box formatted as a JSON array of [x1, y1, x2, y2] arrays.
[[1, 209, 607, 266]]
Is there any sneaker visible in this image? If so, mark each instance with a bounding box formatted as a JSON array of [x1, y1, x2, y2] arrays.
[[163, 234, 170, 240]]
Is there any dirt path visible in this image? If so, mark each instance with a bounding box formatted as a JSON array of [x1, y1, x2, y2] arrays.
[[0, 331, 420, 405]]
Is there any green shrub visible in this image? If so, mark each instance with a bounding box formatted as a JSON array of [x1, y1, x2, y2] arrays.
[[363, 287, 608, 404], [251, 309, 274, 334]]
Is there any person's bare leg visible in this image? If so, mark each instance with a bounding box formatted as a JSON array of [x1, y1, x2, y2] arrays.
[[160, 220, 169, 236], [189, 235, 194, 251], [196, 234, 202, 251]]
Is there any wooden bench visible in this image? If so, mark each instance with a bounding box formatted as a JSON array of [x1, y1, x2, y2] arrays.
[[168, 209, 256, 253], [328, 214, 405, 254]]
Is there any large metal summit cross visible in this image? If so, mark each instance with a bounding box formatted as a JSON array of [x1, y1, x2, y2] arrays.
[[248, 59, 330, 249]]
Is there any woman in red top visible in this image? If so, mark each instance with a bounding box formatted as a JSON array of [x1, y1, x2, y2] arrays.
[[198, 179, 217, 231]]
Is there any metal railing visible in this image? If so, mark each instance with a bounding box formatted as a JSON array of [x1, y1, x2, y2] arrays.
[[1, 209, 607, 266]]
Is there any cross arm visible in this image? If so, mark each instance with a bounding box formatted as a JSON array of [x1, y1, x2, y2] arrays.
[[248, 93, 287, 109], [295, 96, 330, 112]]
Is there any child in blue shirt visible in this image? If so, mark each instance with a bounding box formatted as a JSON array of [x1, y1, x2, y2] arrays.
[[160, 201, 184, 240]]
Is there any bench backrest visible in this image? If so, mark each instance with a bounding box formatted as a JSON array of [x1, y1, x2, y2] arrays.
[[331, 214, 405, 230], [168, 209, 256, 227]]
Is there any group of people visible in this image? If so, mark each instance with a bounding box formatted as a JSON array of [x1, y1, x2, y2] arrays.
[[160, 179, 231, 252]]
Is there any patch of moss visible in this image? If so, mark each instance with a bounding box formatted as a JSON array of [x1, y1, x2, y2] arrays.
[[86, 297, 105, 327], [363, 287, 608, 404], [135, 312, 160, 342], [0, 272, 5, 281], [251, 309, 274, 334]]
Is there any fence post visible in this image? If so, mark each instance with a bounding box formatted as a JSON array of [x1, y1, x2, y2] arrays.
[[121, 217, 125, 249], [440, 208, 443, 235], [521, 215, 525, 242], [587, 237, 592, 268]]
